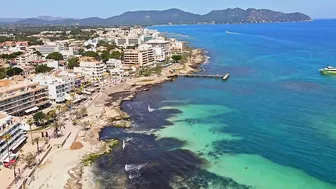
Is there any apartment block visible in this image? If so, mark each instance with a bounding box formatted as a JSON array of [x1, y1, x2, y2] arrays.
[[0, 111, 27, 164], [30, 75, 73, 103], [0, 79, 49, 116], [74, 60, 105, 81], [145, 39, 170, 52], [123, 45, 154, 67]]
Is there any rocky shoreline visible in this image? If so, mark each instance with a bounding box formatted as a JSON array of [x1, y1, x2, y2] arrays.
[[77, 47, 208, 189]]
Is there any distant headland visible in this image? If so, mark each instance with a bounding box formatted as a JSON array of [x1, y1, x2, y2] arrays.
[[0, 8, 312, 26]]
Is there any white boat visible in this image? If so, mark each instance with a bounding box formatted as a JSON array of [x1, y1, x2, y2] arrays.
[[148, 104, 155, 112], [319, 66, 336, 75]]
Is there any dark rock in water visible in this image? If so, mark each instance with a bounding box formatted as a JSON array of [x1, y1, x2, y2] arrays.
[[96, 85, 252, 189], [91, 143, 129, 189], [171, 169, 252, 189], [94, 131, 209, 189]]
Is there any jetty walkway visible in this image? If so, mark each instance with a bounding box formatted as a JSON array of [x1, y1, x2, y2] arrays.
[[175, 73, 230, 81]]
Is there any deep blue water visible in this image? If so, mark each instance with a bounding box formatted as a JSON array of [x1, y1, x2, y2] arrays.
[[97, 20, 336, 189]]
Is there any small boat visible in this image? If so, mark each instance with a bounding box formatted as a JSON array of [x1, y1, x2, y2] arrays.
[[148, 104, 155, 112], [226, 31, 232, 34], [319, 66, 336, 75]]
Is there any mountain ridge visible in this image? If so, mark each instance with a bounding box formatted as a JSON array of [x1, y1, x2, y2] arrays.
[[0, 8, 312, 26]]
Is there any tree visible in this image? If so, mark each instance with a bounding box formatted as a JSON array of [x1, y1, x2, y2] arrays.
[[171, 55, 183, 63], [110, 51, 122, 59], [28, 39, 43, 46], [78, 107, 88, 118], [72, 120, 78, 126], [33, 112, 47, 125], [26, 119, 34, 144], [100, 51, 110, 62], [0, 51, 23, 59], [51, 122, 60, 138], [46, 52, 63, 61], [6, 67, 23, 77], [83, 51, 98, 58], [47, 109, 57, 121], [65, 101, 72, 112], [61, 104, 69, 113], [0, 67, 6, 79], [33, 137, 40, 154], [80, 121, 88, 131], [56, 105, 63, 117], [97, 40, 107, 47], [85, 44, 93, 49], [67, 57, 79, 69], [77, 48, 84, 55], [33, 51, 42, 56], [35, 65, 53, 73], [75, 85, 84, 94], [74, 111, 80, 119], [24, 152, 36, 168]]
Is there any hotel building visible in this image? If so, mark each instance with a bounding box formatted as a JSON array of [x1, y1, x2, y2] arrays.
[[30, 75, 73, 103], [123, 44, 155, 67], [74, 60, 106, 81], [0, 79, 49, 116], [145, 39, 170, 52]]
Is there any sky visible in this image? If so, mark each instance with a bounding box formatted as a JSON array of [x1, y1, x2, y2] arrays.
[[1, 0, 335, 19]]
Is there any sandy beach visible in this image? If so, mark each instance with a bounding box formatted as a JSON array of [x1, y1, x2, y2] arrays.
[[23, 47, 207, 189]]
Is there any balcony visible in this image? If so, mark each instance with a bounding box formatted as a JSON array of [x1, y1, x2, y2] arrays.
[[0, 94, 35, 108], [0, 122, 21, 138], [6, 103, 35, 115]]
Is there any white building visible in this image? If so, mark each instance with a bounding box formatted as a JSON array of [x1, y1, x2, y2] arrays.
[[39, 41, 73, 58], [45, 60, 60, 69], [170, 38, 184, 52], [153, 47, 166, 62], [115, 37, 144, 47], [84, 38, 99, 48], [15, 50, 41, 66], [0, 112, 27, 165], [60, 47, 74, 60], [74, 61, 105, 81], [146, 39, 170, 53], [31, 75, 74, 103], [106, 59, 124, 76]]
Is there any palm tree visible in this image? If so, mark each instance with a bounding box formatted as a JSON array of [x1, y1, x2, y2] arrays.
[[26, 119, 34, 144], [76, 85, 84, 94], [56, 105, 62, 116], [80, 121, 88, 131], [33, 137, 40, 154], [12, 161, 18, 181], [61, 104, 69, 114], [23, 152, 36, 168], [47, 109, 57, 122], [79, 107, 88, 117], [51, 122, 60, 138]]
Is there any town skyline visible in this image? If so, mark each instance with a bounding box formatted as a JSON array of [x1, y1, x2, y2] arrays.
[[0, 0, 336, 19]]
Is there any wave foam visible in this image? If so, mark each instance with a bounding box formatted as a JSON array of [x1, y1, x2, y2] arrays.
[[125, 163, 147, 172], [122, 137, 133, 149]]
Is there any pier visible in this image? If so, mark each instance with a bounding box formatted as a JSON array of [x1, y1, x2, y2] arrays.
[[177, 73, 230, 81]]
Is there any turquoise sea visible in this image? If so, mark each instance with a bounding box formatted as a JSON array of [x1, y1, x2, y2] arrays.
[[98, 20, 336, 189]]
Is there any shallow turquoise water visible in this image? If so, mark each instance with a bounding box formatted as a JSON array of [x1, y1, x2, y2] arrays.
[[151, 20, 336, 188]]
